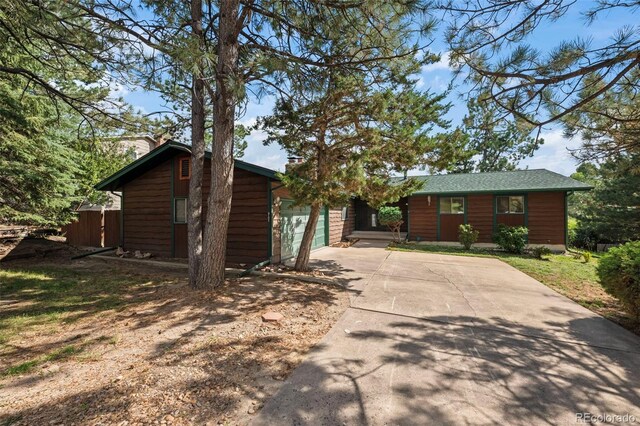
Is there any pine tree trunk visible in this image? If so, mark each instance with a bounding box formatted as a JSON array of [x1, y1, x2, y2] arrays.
[[294, 203, 322, 271], [196, 0, 239, 289], [187, 0, 205, 288]]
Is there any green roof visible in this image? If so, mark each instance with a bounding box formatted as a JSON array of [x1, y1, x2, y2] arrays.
[[95, 141, 279, 191], [403, 169, 592, 195]]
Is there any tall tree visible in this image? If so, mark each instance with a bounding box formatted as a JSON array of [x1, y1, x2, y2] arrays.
[[570, 155, 640, 245], [446, 97, 543, 173], [0, 2, 143, 225], [78, 0, 436, 288], [438, 0, 640, 137], [259, 70, 451, 270]]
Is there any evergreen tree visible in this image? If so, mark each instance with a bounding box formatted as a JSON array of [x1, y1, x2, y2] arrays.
[[571, 156, 640, 245], [438, 1, 640, 136], [78, 0, 436, 288], [446, 97, 542, 173], [259, 67, 451, 270]]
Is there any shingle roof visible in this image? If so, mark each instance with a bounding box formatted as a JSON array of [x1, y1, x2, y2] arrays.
[[401, 169, 592, 195]]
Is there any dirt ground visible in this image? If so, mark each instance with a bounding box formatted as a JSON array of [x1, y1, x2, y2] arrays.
[[0, 250, 349, 425]]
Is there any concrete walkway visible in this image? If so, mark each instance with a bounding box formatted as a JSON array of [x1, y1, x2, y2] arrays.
[[254, 243, 640, 425]]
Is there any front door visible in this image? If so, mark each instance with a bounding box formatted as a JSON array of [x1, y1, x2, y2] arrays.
[[354, 198, 409, 232], [355, 200, 387, 231]]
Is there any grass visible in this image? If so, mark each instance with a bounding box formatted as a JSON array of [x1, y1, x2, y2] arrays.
[[0, 265, 163, 376], [3, 345, 82, 377], [389, 243, 639, 334]]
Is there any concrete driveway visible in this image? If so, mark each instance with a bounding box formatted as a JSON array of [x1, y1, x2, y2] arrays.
[[254, 243, 640, 425]]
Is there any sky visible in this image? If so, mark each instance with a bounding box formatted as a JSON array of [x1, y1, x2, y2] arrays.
[[120, 2, 633, 176]]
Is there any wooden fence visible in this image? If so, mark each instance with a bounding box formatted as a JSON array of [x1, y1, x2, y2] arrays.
[[63, 210, 121, 248]]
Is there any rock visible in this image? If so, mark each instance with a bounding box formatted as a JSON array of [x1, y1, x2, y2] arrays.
[[247, 407, 256, 414], [261, 312, 284, 322]]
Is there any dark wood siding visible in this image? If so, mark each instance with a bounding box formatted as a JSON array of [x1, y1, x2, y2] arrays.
[[123, 160, 172, 257], [123, 156, 270, 263], [496, 214, 525, 227], [528, 191, 566, 245], [467, 194, 493, 243], [170, 157, 270, 264], [408, 195, 437, 241], [439, 214, 465, 241]]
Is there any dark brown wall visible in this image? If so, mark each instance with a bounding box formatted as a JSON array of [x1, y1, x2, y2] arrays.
[[466, 194, 493, 243], [408, 195, 437, 241], [123, 156, 270, 263], [528, 191, 566, 245], [408, 192, 566, 245], [328, 201, 355, 244], [173, 157, 270, 264], [496, 214, 525, 227], [123, 160, 172, 257]]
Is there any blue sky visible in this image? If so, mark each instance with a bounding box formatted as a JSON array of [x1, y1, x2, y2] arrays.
[[121, 2, 633, 176]]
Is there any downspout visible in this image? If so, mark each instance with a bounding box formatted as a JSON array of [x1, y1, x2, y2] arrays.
[[565, 191, 572, 249], [267, 179, 273, 260]]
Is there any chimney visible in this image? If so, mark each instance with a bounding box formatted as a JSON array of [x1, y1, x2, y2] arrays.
[[286, 157, 303, 172]]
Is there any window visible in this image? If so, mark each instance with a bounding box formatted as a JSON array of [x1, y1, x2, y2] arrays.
[[174, 198, 187, 223], [439, 196, 464, 214], [341, 206, 349, 221], [496, 195, 524, 214], [179, 157, 190, 180]]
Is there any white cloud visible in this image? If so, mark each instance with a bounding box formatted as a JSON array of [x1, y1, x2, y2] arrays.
[[421, 51, 451, 73], [520, 128, 582, 175]]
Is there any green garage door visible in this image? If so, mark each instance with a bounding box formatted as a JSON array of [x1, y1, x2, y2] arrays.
[[280, 200, 326, 260]]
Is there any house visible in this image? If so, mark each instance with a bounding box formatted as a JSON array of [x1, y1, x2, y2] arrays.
[[79, 135, 164, 211], [354, 170, 592, 250], [94, 141, 354, 265], [95, 141, 591, 264]]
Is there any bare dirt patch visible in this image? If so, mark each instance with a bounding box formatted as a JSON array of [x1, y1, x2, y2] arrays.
[[0, 258, 349, 425]]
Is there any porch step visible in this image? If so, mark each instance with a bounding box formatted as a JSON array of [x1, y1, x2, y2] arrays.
[[346, 231, 407, 241]]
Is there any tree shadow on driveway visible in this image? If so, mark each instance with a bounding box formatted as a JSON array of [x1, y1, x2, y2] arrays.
[[255, 310, 640, 425]]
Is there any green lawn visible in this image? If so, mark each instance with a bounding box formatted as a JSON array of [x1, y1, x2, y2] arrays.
[[389, 243, 639, 334], [0, 265, 169, 376]]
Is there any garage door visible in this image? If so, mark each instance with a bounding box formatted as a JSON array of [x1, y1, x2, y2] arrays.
[[280, 200, 326, 260]]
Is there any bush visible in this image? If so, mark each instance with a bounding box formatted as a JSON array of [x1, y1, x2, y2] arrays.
[[582, 251, 592, 263], [597, 241, 640, 319], [493, 224, 528, 254], [458, 224, 479, 250], [378, 206, 403, 225], [531, 246, 551, 259], [378, 206, 404, 242]]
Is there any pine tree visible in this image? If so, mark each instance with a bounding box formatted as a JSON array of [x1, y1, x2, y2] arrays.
[[259, 66, 451, 270], [446, 97, 542, 173]]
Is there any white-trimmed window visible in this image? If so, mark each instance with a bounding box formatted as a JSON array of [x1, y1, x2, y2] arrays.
[[341, 206, 349, 221], [496, 195, 524, 214], [174, 198, 187, 223], [439, 196, 464, 214]]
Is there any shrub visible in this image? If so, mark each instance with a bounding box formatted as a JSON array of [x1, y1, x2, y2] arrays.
[[597, 241, 640, 319], [378, 206, 404, 242], [458, 224, 479, 250], [582, 251, 592, 263], [493, 224, 528, 254], [531, 246, 552, 259]]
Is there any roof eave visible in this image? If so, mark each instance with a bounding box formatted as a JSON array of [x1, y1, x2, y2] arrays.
[[94, 141, 279, 191], [413, 186, 593, 195]]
